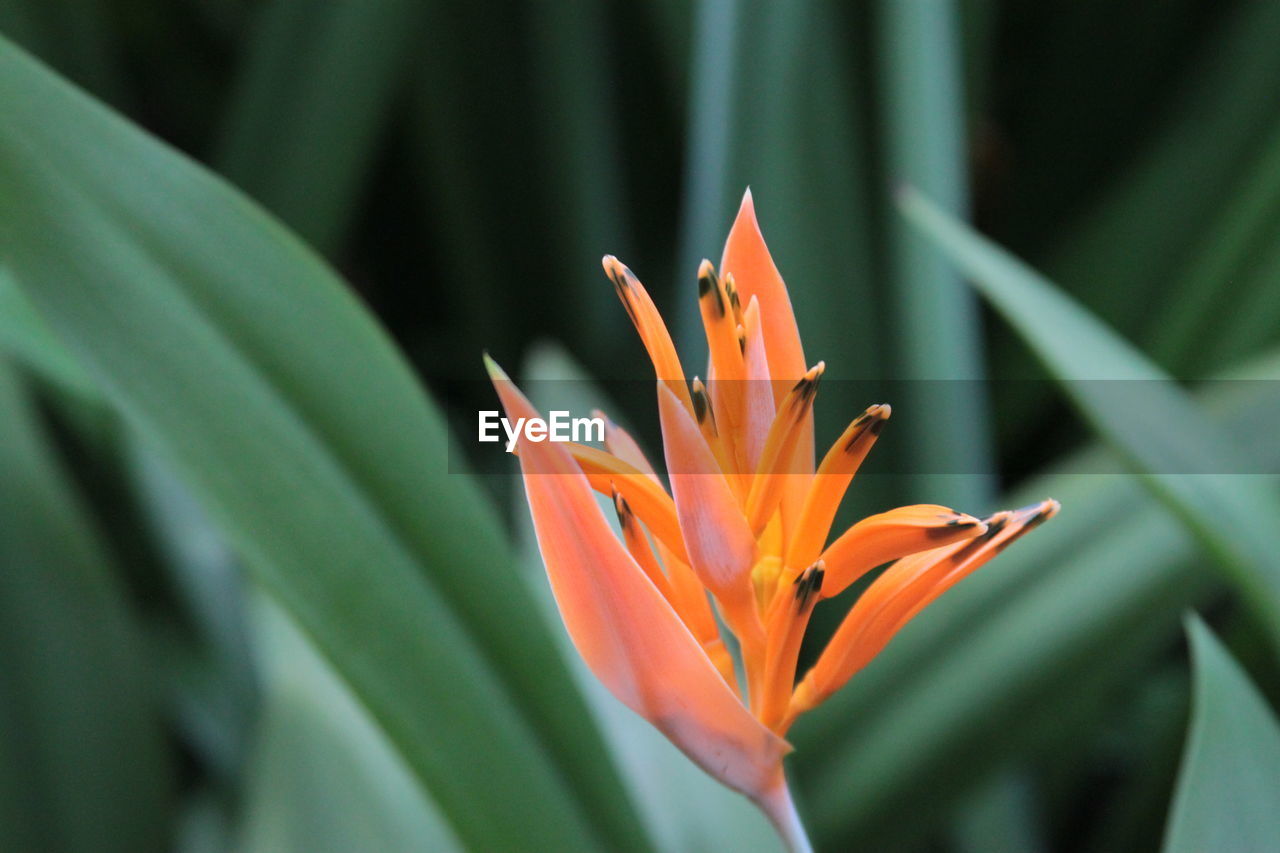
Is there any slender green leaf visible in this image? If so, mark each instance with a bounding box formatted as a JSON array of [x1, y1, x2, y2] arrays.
[[901, 188, 1280, 648], [240, 598, 463, 853], [876, 0, 993, 509], [796, 351, 1280, 846], [1045, 1, 1280, 336], [1148, 115, 1280, 374], [0, 37, 648, 852], [523, 2, 632, 360], [0, 361, 172, 853], [1163, 617, 1280, 853], [215, 0, 423, 253]]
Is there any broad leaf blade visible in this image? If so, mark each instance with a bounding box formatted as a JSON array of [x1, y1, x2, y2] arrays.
[[240, 598, 463, 853], [0, 36, 646, 852], [1163, 617, 1280, 853]]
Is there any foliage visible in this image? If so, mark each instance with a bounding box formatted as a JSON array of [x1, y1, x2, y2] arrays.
[[0, 2, 1277, 850]]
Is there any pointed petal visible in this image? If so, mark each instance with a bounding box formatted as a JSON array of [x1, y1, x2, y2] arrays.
[[758, 561, 825, 728], [597, 415, 725, 657], [789, 500, 1058, 722], [691, 376, 739, 490], [657, 382, 765, 664], [786, 404, 890, 571], [657, 383, 758, 603], [721, 193, 815, 523], [738, 296, 776, 477], [720, 189, 806, 394], [815, 504, 987, 598], [488, 360, 790, 796]]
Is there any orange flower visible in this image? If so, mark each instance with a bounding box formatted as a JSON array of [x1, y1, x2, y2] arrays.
[[487, 190, 1058, 852]]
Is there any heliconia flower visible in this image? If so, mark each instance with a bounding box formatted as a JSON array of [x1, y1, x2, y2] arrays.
[[486, 189, 1058, 852]]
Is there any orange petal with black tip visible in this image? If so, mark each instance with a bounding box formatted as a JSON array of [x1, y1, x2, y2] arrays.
[[698, 261, 747, 461], [786, 404, 891, 571], [598, 415, 725, 657], [612, 488, 674, 602], [720, 191, 815, 524], [565, 442, 691, 565], [880, 501, 1060, 640], [789, 500, 1058, 723], [598, 415, 724, 652], [758, 561, 825, 727], [744, 363, 824, 534], [488, 358, 791, 796], [814, 504, 987, 597], [602, 256, 693, 414], [719, 189, 806, 397]]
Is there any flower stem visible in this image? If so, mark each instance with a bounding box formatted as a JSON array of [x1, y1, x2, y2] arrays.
[[756, 773, 813, 853]]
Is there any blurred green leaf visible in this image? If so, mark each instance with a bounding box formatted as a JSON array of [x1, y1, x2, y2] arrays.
[[876, 0, 993, 509], [1163, 616, 1280, 853], [901, 188, 1280, 649], [1149, 115, 1280, 374], [795, 349, 1280, 847], [0, 269, 96, 398], [126, 439, 258, 782], [215, 0, 423, 253], [1045, 1, 1280, 337], [240, 598, 463, 853], [523, 2, 632, 359], [0, 36, 648, 852], [0, 361, 172, 853]]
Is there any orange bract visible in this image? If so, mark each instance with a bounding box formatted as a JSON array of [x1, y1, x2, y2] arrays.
[[488, 190, 1057, 852]]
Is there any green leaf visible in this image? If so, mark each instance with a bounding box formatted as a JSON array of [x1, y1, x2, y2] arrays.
[[1148, 114, 1280, 374], [795, 351, 1280, 847], [900, 188, 1280, 649], [0, 269, 96, 398], [0, 361, 172, 853], [1045, 1, 1280, 337], [1163, 616, 1280, 853], [0, 36, 648, 852], [239, 598, 463, 853], [522, 2, 633, 360], [875, 0, 994, 509], [214, 0, 424, 253]]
